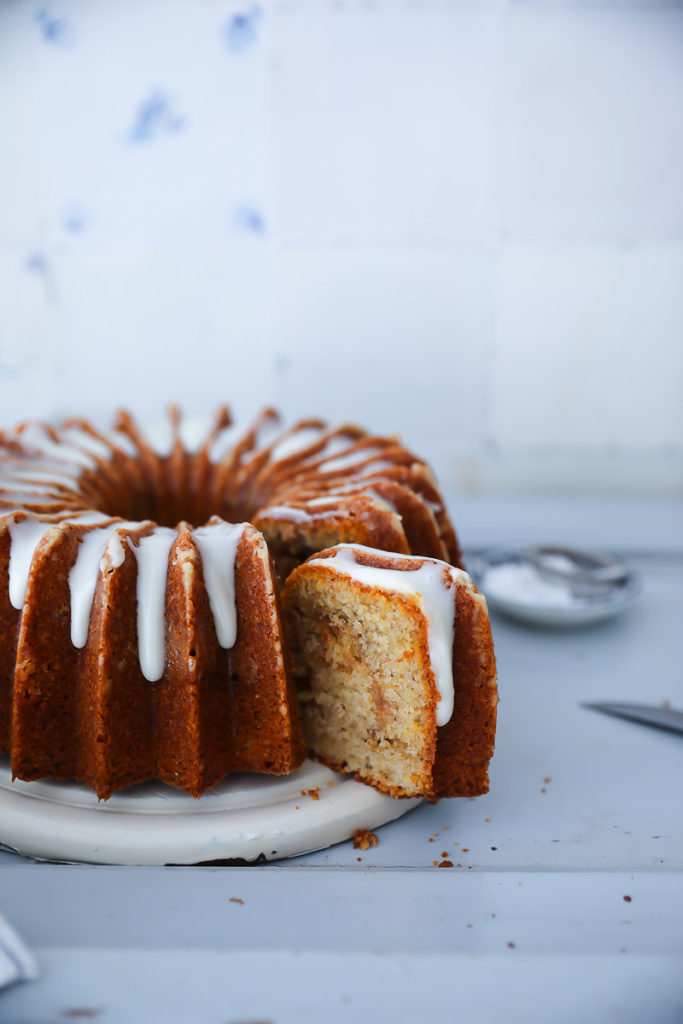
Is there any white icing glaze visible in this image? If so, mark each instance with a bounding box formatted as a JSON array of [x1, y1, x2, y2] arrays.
[[257, 505, 312, 523], [178, 415, 213, 453], [0, 479, 64, 495], [193, 521, 247, 648], [366, 488, 398, 513], [243, 418, 282, 460], [303, 435, 356, 465], [350, 458, 394, 476], [307, 544, 469, 726], [317, 446, 386, 474], [3, 508, 248, 680], [70, 511, 113, 526], [60, 427, 113, 461], [132, 527, 176, 682], [269, 426, 324, 463], [145, 419, 175, 457], [8, 464, 83, 488], [0, 490, 64, 507], [108, 431, 137, 458], [7, 517, 58, 609], [260, 504, 331, 524], [17, 423, 96, 470], [302, 495, 343, 508], [6, 510, 111, 613], [69, 520, 143, 648], [209, 424, 243, 464]]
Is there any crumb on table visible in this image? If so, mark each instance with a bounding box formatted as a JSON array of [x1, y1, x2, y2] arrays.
[[353, 828, 379, 851]]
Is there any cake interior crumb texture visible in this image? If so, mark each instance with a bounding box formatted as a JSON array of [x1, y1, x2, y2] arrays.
[[286, 573, 439, 798]]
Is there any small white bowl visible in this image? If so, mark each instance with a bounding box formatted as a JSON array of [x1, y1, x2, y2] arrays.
[[468, 548, 642, 628]]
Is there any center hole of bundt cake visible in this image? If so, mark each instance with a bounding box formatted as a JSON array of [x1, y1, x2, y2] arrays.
[[92, 457, 243, 528]]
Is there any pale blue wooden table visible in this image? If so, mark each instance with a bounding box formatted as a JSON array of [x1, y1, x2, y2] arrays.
[[1, 498, 682, 1024]]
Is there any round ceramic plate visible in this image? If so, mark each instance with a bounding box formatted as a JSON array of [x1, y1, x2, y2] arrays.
[[0, 757, 420, 865]]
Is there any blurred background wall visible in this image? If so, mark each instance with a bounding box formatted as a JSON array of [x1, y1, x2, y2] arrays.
[[1, 0, 682, 498]]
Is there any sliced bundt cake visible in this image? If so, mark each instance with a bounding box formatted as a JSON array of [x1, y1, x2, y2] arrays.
[[0, 405, 489, 800]]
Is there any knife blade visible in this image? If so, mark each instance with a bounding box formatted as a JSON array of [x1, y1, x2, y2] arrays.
[[582, 701, 683, 735]]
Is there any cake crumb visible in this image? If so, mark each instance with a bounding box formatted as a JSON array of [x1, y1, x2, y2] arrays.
[[229, 897, 244, 905], [507, 941, 516, 949], [433, 860, 439, 866], [623, 895, 632, 903], [357, 857, 362, 862], [544, 776, 551, 783], [541, 787, 546, 793], [438, 859, 454, 868], [441, 850, 448, 857], [485, 817, 491, 822], [462, 848, 469, 852], [301, 787, 320, 800], [353, 828, 378, 851]]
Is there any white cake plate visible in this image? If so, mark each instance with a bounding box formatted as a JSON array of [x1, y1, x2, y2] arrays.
[[0, 757, 420, 865]]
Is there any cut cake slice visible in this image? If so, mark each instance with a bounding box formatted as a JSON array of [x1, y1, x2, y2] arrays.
[[282, 543, 497, 800]]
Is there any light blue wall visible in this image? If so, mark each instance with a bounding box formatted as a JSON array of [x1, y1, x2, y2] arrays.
[[1, 1, 682, 495]]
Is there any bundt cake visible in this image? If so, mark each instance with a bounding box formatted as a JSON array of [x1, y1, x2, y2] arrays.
[[0, 405, 494, 801], [282, 544, 497, 800]]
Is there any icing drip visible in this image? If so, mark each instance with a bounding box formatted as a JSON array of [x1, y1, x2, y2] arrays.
[[209, 424, 243, 464], [259, 503, 347, 523], [108, 431, 137, 457], [3, 510, 247, 680], [193, 521, 247, 648], [70, 512, 114, 526], [317, 446, 385, 474], [132, 528, 177, 682], [178, 416, 213, 453], [308, 544, 468, 727], [210, 418, 281, 465], [8, 465, 83, 488], [61, 427, 113, 461], [69, 520, 143, 648], [17, 424, 96, 470], [269, 426, 324, 463], [7, 517, 59, 609], [260, 495, 392, 524], [6, 512, 121, 611], [146, 419, 175, 457], [1, 479, 66, 495], [0, 490, 64, 506], [241, 419, 282, 462], [300, 435, 356, 465]]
